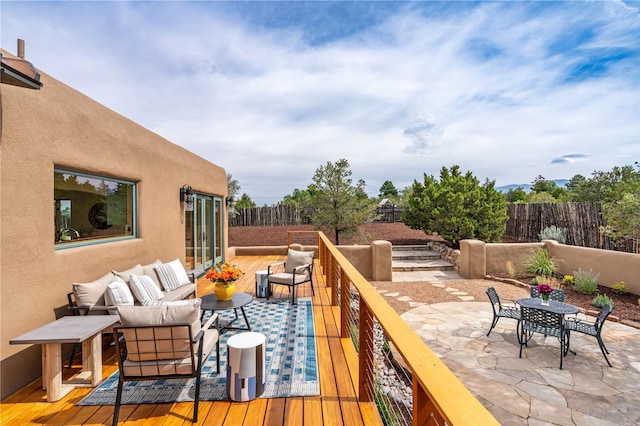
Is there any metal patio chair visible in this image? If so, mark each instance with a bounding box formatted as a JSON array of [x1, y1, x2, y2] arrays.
[[486, 286, 521, 337], [565, 303, 613, 367], [519, 306, 568, 369], [112, 302, 219, 425], [267, 249, 314, 303], [530, 286, 565, 302]]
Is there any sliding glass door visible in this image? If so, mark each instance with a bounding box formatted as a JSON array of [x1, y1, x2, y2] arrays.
[[185, 194, 223, 273]]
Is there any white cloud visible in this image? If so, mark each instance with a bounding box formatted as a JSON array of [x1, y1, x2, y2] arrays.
[[2, 1, 638, 203]]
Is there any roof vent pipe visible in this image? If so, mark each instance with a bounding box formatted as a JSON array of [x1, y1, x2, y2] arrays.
[[17, 39, 25, 59]]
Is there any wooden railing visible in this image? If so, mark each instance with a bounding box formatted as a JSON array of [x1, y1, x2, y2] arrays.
[[311, 231, 499, 425]]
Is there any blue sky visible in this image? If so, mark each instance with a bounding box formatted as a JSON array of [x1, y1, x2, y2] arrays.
[[2, 1, 639, 204]]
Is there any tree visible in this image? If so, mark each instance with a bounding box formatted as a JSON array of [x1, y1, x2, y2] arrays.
[[379, 180, 399, 198], [505, 187, 527, 203], [601, 192, 640, 252], [227, 173, 240, 201], [568, 164, 640, 202], [309, 159, 377, 244], [234, 193, 256, 209], [403, 165, 508, 248]]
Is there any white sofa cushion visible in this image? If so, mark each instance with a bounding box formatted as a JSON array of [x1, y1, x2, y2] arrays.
[[130, 274, 165, 305], [104, 278, 134, 314], [155, 259, 191, 291]]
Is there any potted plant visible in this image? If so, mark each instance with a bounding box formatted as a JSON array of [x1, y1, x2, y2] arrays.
[[205, 262, 244, 300]]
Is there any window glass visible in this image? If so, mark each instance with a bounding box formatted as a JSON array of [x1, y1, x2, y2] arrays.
[[54, 169, 136, 246]]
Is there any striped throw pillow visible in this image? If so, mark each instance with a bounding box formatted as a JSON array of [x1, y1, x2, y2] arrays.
[[155, 259, 191, 291], [129, 274, 165, 305]]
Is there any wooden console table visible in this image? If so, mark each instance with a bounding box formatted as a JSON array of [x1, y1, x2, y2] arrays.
[[10, 315, 119, 402]]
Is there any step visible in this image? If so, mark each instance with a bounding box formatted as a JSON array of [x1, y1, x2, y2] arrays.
[[391, 245, 434, 252], [392, 250, 441, 261], [392, 258, 455, 272]]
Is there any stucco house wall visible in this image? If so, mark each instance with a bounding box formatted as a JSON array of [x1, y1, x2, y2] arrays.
[[0, 49, 228, 398]]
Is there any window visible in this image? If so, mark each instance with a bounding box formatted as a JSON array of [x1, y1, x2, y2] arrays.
[[54, 169, 136, 247]]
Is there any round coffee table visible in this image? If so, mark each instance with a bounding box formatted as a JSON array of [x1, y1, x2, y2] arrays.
[[200, 292, 253, 332]]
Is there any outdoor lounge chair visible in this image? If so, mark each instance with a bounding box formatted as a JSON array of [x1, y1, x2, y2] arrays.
[[530, 286, 565, 302], [486, 287, 521, 336], [111, 300, 219, 425], [267, 249, 314, 303], [565, 303, 613, 367]]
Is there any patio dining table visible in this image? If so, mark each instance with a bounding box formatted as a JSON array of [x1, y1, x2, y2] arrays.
[[517, 297, 579, 369]]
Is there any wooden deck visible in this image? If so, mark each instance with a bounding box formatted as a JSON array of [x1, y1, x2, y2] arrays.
[[0, 255, 381, 425]]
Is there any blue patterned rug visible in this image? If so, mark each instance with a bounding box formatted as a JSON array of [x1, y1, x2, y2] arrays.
[[78, 298, 319, 405]]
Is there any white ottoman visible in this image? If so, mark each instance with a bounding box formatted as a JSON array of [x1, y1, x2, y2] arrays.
[[255, 270, 270, 298], [226, 332, 266, 401]]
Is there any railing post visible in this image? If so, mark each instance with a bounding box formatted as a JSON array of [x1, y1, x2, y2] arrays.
[[413, 377, 444, 426], [358, 300, 374, 402], [340, 269, 350, 338]]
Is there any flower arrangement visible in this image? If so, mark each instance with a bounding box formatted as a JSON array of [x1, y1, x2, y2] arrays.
[[205, 262, 243, 285], [537, 283, 554, 295]]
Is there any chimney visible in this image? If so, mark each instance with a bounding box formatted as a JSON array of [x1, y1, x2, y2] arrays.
[[17, 39, 25, 59]]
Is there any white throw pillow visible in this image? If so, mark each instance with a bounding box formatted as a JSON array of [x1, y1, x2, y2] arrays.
[[129, 274, 165, 305], [155, 259, 191, 291], [104, 278, 134, 314]]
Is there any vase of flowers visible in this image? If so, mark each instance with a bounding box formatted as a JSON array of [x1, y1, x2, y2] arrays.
[[206, 262, 244, 301], [537, 283, 553, 306]]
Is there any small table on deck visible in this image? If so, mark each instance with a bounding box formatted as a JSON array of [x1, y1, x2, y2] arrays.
[[200, 292, 253, 332], [10, 315, 120, 402]]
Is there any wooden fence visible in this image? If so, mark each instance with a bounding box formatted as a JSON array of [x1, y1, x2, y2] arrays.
[[504, 202, 637, 253], [230, 202, 637, 253]]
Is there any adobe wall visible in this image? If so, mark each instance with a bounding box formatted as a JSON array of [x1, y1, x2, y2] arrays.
[[0, 53, 228, 398], [460, 239, 640, 295]]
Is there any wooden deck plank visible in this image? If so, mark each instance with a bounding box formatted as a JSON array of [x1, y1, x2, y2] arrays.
[[0, 255, 382, 426]]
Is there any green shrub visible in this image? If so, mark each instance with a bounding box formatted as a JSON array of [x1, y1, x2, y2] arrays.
[[562, 275, 574, 285], [573, 268, 600, 294], [539, 225, 567, 244], [592, 293, 614, 309], [612, 281, 627, 295], [522, 248, 558, 277]]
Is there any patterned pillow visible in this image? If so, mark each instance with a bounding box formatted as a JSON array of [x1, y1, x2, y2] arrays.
[[104, 278, 134, 314], [155, 259, 191, 291], [129, 274, 165, 305]]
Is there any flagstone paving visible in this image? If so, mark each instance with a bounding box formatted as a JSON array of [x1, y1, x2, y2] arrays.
[[382, 270, 640, 425]]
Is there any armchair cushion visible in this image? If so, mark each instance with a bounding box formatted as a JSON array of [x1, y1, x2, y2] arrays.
[[117, 299, 202, 362], [130, 274, 165, 305], [155, 259, 191, 291], [113, 264, 144, 283], [73, 271, 116, 307], [284, 249, 314, 275]]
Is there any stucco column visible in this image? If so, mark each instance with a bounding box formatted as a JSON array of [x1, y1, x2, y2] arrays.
[[460, 239, 486, 279], [371, 240, 392, 281]]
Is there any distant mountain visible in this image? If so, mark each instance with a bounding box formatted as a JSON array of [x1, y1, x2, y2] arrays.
[[496, 179, 569, 193]]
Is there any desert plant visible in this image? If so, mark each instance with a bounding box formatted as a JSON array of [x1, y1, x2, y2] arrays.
[[539, 225, 567, 244], [522, 248, 558, 277], [573, 268, 600, 294], [562, 275, 575, 285], [592, 293, 614, 308], [505, 260, 516, 278], [612, 281, 627, 295]]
